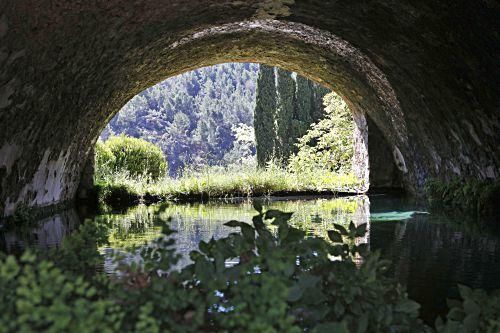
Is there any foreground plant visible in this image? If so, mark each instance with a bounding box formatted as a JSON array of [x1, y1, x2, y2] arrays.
[[435, 285, 500, 333], [0, 206, 498, 332]]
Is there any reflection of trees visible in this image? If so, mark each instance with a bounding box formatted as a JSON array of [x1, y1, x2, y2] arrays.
[[97, 196, 371, 272], [1, 196, 374, 273], [374, 215, 500, 322]]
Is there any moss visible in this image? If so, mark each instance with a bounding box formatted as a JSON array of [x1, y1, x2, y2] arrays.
[[425, 178, 500, 220]]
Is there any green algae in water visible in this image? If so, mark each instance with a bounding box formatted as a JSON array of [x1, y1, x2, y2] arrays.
[[370, 211, 429, 222]]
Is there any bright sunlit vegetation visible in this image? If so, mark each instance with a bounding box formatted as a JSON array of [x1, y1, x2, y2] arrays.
[[94, 64, 361, 205], [95, 161, 362, 204], [98, 197, 363, 250]]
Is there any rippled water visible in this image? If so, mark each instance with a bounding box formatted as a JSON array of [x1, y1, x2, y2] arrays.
[[1, 194, 499, 323]]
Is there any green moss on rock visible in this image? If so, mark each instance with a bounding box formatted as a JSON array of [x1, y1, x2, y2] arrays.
[[425, 178, 500, 220]]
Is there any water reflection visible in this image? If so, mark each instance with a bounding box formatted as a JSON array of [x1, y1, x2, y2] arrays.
[[372, 213, 500, 322], [1, 194, 499, 323], [95, 195, 370, 272], [0, 209, 80, 255]]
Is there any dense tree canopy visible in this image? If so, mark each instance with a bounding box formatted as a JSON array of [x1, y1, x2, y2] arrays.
[[254, 65, 329, 167], [102, 63, 348, 176], [289, 92, 354, 174], [103, 63, 259, 175]]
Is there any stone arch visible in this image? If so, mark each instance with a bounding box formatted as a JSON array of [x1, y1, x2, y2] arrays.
[[0, 1, 498, 216]]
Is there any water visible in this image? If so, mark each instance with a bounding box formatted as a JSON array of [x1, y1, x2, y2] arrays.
[[1, 194, 499, 323]]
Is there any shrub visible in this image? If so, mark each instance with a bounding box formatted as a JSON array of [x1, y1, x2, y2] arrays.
[[97, 135, 167, 181], [95, 140, 116, 181], [435, 285, 500, 333], [288, 92, 354, 174], [94, 182, 137, 208], [425, 178, 500, 219]]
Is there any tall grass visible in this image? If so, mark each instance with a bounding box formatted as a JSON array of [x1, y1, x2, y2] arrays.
[[95, 163, 364, 204]]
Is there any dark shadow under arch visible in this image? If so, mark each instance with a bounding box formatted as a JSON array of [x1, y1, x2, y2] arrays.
[[0, 1, 497, 216]]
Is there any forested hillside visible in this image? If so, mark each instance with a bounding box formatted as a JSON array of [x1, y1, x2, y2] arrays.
[[102, 63, 259, 175], [102, 63, 329, 175]]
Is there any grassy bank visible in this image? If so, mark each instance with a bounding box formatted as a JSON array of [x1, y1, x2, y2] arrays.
[[95, 165, 364, 207]]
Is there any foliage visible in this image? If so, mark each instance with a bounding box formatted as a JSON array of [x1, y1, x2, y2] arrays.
[[97, 135, 167, 181], [274, 67, 296, 161], [288, 92, 354, 174], [254, 65, 329, 167], [0, 223, 121, 332], [101, 62, 355, 184], [94, 140, 116, 181], [254, 65, 278, 167], [425, 178, 500, 219], [2, 203, 35, 226], [0, 254, 122, 332], [0, 207, 431, 332], [435, 285, 500, 333], [103, 63, 259, 175], [221, 123, 256, 167], [94, 182, 137, 208], [2, 206, 500, 332], [95, 162, 362, 207]]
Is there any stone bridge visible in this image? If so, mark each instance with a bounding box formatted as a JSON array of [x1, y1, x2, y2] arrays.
[[0, 0, 498, 216]]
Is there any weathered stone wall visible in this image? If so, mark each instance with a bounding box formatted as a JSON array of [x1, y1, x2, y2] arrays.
[[351, 108, 370, 191], [0, 0, 498, 216]]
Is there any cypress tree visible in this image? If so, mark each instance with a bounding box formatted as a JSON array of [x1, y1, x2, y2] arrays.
[[275, 68, 296, 162], [311, 83, 330, 121], [294, 75, 313, 123], [254, 66, 330, 167], [292, 75, 314, 154], [254, 65, 277, 167]]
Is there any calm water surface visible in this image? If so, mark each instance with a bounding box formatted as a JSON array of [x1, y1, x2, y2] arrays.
[[1, 194, 499, 323]]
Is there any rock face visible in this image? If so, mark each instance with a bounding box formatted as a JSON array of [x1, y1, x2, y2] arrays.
[[0, 1, 498, 216]]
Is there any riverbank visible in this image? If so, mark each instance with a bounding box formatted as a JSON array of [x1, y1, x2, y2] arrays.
[[425, 178, 500, 220], [94, 167, 364, 208]]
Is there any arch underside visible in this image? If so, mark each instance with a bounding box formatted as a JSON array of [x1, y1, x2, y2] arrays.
[[0, 0, 498, 216]]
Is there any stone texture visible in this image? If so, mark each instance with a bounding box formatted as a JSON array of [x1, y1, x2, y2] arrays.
[[77, 147, 95, 200], [0, 0, 498, 216], [367, 117, 403, 189], [351, 109, 370, 191]]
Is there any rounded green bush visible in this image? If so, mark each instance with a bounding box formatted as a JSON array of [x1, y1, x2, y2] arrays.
[[101, 135, 167, 180]]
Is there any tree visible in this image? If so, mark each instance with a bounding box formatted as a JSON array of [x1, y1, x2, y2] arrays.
[[103, 63, 259, 174], [274, 68, 296, 162], [254, 65, 277, 167], [222, 123, 256, 166], [288, 92, 354, 174], [254, 66, 329, 167]]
